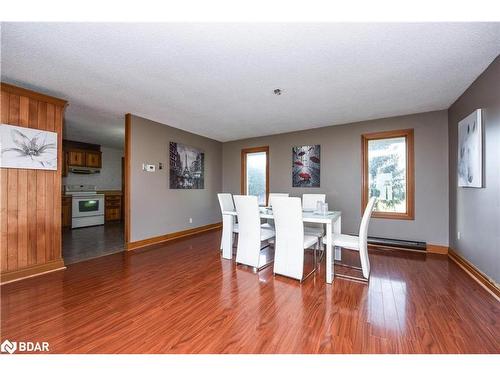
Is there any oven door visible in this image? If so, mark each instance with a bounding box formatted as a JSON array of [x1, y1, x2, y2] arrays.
[[72, 195, 104, 217]]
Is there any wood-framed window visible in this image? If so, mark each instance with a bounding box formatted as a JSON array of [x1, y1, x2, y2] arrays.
[[361, 129, 414, 220], [241, 146, 269, 206]]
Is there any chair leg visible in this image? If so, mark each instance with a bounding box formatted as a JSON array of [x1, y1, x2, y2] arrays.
[[316, 237, 325, 263], [334, 247, 369, 283], [257, 243, 274, 271], [300, 245, 318, 283], [253, 261, 273, 272], [239, 243, 274, 273], [301, 266, 316, 283], [335, 262, 363, 271], [336, 273, 369, 283]]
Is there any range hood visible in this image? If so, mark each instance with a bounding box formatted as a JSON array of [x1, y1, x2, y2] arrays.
[[69, 166, 101, 174]]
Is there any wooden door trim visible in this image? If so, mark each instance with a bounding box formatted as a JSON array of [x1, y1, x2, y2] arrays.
[[124, 114, 131, 247], [361, 128, 415, 220], [241, 146, 269, 205]]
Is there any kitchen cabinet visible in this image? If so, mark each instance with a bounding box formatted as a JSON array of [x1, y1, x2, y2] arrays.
[[62, 196, 72, 228], [104, 193, 122, 222], [85, 151, 102, 168], [66, 149, 102, 169], [63, 140, 102, 170], [68, 150, 85, 166]]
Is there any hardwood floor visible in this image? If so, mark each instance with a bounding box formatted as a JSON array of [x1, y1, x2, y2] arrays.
[[1, 230, 498, 354], [62, 222, 124, 264]]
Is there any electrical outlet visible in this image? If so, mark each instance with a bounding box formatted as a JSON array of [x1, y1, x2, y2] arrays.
[[457, 232, 461, 240], [189, 218, 193, 224]]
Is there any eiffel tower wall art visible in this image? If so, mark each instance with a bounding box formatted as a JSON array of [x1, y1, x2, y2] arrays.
[[169, 142, 205, 189]]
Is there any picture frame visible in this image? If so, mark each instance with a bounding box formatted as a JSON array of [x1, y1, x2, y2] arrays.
[[0, 123, 58, 170], [169, 142, 205, 189], [457, 109, 483, 188], [292, 145, 320, 187]]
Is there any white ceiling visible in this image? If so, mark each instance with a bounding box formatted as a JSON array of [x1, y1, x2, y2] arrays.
[[1, 23, 499, 147]]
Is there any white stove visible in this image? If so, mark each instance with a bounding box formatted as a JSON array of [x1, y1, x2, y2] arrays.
[[64, 185, 105, 228]]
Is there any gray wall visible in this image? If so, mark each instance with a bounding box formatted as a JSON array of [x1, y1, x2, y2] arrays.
[[223, 110, 449, 246], [448, 56, 500, 283], [130, 115, 222, 242], [63, 146, 124, 190]]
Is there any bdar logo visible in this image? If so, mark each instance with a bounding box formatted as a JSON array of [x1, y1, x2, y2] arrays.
[[1, 339, 17, 354], [0, 339, 49, 353]]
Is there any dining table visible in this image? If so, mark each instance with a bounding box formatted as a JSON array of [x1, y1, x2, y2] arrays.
[[221, 207, 342, 284]]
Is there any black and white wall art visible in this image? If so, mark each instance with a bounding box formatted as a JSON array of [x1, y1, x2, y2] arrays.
[[0, 124, 58, 170], [169, 142, 205, 189], [292, 145, 320, 187], [458, 109, 483, 188]]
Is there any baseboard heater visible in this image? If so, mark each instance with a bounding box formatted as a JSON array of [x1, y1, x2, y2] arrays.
[[366, 236, 427, 252]]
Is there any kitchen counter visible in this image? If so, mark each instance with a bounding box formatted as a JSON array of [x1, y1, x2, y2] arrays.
[[97, 190, 123, 196]]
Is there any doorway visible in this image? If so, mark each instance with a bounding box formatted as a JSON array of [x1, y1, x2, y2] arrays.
[[61, 138, 126, 264]]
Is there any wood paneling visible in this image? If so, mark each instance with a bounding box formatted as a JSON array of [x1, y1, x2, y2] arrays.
[[1, 259, 65, 284], [0, 83, 67, 283], [1, 82, 67, 107], [361, 129, 415, 220], [1, 230, 498, 353], [1, 169, 8, 272]]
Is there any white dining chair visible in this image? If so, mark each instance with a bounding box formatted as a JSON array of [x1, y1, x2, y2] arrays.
[[272, 197, 319, 282], [324, 196, 376, 281], [262, 193, 289, 230], [302, 194, 326, 258], [233, 195, 275, 271], [268, 193, 289, 207], [217, 193, 239, 250]]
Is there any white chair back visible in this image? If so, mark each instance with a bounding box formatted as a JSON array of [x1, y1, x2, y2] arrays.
[[268, 193, 289, 208], [358, 197, 376, 278], [302, 194, 326, 210], [272, 197, 305, 280], [217, 193, 235, 212], [218, 193, 236, 250], [233, 195, 262, 268], [266, 193, 289, 229]]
